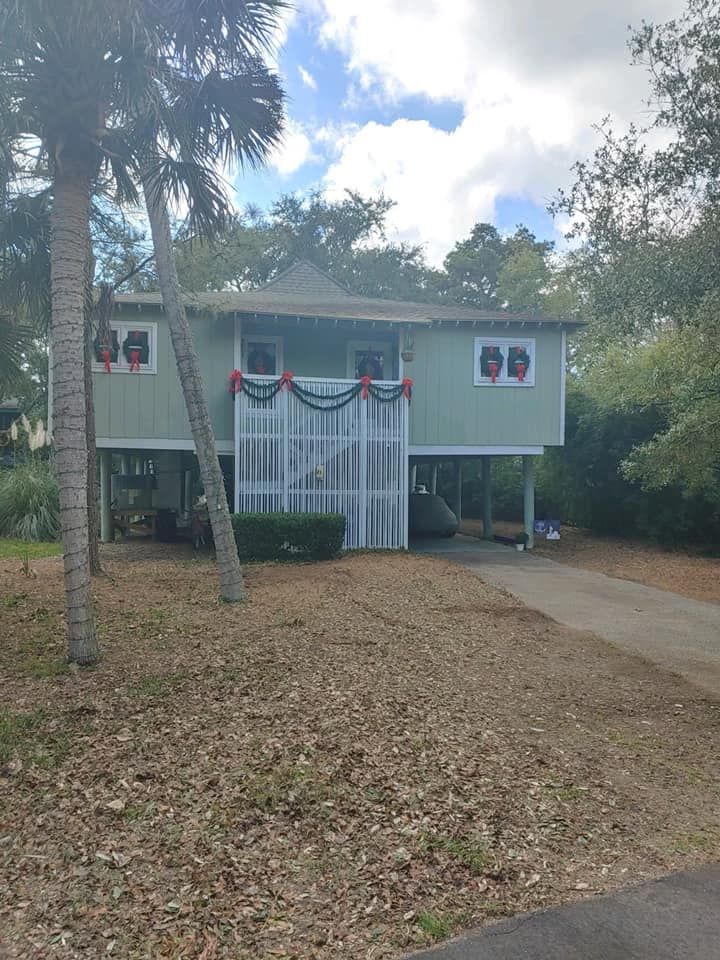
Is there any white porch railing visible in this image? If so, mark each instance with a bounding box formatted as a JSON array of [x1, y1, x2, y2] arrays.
[[233, 375, 409, 549]]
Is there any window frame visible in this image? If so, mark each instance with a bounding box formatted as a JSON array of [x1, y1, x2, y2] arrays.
[[346, 339, 393, 381], [92, 320, 158, 375], [242, 334, 284, 376], [473, 336, 536, 387]]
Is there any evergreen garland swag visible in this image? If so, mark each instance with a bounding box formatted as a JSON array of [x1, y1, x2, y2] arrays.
[[228, 371, 412, 410]]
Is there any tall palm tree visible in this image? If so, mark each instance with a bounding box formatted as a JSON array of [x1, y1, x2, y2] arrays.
[[0, 3, 140, 663], [141, 54, 284, 602], [0, 1, 285, 657]]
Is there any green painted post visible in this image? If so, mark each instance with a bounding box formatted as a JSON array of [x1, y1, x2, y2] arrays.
[[99, 450, 113, 542], [481, 456, 492, 539], [523, 455, 535, 548], [455, 461, 463, 523]]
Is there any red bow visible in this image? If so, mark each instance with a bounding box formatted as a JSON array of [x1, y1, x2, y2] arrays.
[[229, 369, 243, 395], [360, 375, 371, 399], [402, 377, 413, 399], [279, 371, 294, 391], [488, 360, 498, 384], [516, 362, 526, 382], [101, 348, 112, 373], [129, 348, 141, 372]]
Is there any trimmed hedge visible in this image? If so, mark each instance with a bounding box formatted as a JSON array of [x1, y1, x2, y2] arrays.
[[231, 512, 346, 562]]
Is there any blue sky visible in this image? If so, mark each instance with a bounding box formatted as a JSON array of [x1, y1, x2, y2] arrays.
[[229, 0, 684, 265]]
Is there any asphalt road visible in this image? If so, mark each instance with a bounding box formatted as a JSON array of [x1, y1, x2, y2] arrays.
[[405, 865, 720, 959]]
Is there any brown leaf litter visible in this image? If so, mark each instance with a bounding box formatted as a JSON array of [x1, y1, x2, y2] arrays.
[[0, 544, 719, 958]]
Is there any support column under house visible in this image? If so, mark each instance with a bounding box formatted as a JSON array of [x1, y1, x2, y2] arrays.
[[99, 450, 113, 543], [481, 456, 493, 540], [523, 455, 535, 549]]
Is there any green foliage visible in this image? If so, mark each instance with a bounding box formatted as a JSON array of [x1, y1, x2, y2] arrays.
[[0, 538, 61, 558], [231, 512, 346, 563], [536, 382, 720, 548], [417, 910, 470, 942], [419, 832, 489, 874], [441, 223, 553, 309], [0, 461, 60, 541], [544, 0, 720, 547]]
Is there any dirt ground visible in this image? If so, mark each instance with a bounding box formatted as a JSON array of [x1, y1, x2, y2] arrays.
[[461, 519, 720, 604], [1, 545, 720, 959]]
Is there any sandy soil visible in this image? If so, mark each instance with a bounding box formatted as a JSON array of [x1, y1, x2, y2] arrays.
[[460, 519, 720, 604], [1, 544, 719, 959]]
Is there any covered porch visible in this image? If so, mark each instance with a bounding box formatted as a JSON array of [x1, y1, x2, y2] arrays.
[[409, 452, 538, 548]]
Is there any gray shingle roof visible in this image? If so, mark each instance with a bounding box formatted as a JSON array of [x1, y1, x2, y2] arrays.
[[115, 259, 584, 326], [260, 260, 353, 297]]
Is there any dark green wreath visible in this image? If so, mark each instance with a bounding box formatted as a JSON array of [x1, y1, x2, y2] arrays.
[[122, 331, 150, 366], [507, 346, 531, 379], [480, 345, 504, 378]]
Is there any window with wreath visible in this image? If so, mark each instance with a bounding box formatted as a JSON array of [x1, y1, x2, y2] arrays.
[[473, 337, 535, 386], [93, 322, 157, 374]]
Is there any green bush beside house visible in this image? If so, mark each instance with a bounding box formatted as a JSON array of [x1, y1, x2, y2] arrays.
[[231, 512, 346, 563]]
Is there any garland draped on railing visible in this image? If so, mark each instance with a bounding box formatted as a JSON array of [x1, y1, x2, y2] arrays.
[[228, 370, 412, 410]]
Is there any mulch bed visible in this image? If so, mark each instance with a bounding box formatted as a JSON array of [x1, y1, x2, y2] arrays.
[[1, 545, 719, 958], [461, 519, 720, 604]]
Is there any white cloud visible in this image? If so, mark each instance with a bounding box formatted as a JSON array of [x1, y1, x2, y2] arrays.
[[307, 0, 685, 260], [298, 65, 318, 91], [271, 119, 316, 176]]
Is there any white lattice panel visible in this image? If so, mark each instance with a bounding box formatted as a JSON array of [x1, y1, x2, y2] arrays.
[[234, 376, 409, 549]]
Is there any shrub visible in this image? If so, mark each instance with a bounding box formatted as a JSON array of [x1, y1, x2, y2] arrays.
[[0, 461, 60, 541], [231, 512, 345, 563]]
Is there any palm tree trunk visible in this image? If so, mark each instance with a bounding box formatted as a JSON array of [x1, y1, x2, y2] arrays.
[[50, 161, 98, 663], [142, 170, 246, 602]]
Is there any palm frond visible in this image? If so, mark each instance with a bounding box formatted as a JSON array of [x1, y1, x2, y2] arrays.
[[144, 154, 232, 237], [0, 189, 52, 323], [155, 0, 288, 68], [162, 61, 284, 169], [0, 316, 34, 391]]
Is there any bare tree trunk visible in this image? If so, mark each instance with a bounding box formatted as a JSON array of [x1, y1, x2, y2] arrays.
[[142, 171, 246, 602], [50, 161, 98, 663]]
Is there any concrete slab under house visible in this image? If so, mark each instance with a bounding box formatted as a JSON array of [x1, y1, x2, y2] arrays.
[[75, 260, 583, 550]]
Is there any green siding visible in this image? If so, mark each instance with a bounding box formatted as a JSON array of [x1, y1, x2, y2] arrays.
[[408, 325, 563, 448], [94, 308, 234, 444], [243, 323, 397, 379], [93, 309, 563, 449]]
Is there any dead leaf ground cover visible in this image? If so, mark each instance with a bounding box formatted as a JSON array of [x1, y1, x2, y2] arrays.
[[1, 543, 719, 959], [461, 519, 720, 604]]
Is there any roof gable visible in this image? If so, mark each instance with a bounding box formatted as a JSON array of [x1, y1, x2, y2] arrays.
[[260, 260, 352, 298]]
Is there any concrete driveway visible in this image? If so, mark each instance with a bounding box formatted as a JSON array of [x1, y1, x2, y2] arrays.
[[413, 535, 720, 697]]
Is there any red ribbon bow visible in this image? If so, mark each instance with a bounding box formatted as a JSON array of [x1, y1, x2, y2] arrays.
[[229, 369, 243, 395], [360, 375, 372, 399], [101, 348, 112, 373], [488, 360, 498, 384], [402, 377, 413, 399], [279, 371, 294, 391], [129, 348, 141, 372], [516, 362, 526, 382]]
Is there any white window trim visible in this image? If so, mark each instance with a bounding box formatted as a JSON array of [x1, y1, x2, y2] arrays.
[[92, 320, 158, 375], [473, 336, 536, 387], [346, 339, 392, 379], [242, 334, 284, 374]]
